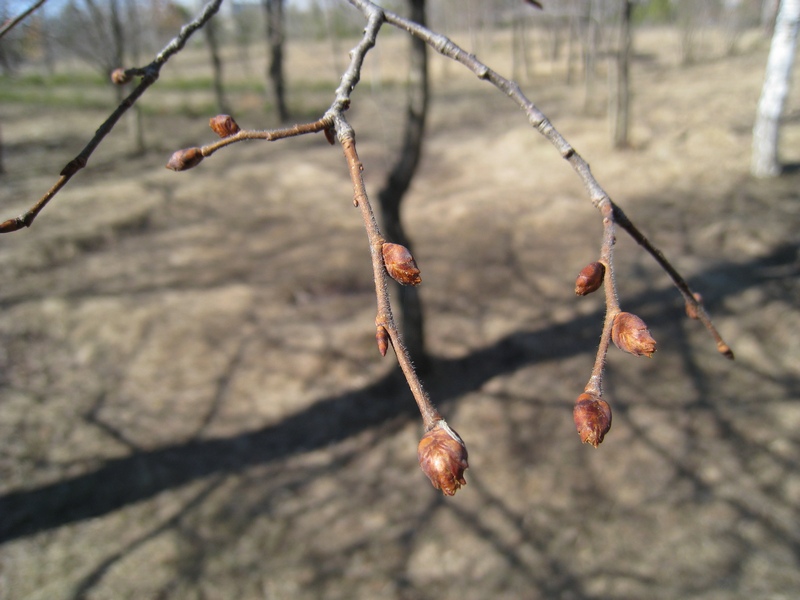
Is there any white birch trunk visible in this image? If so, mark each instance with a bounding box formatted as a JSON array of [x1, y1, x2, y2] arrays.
[[751, 0, 800, 177]]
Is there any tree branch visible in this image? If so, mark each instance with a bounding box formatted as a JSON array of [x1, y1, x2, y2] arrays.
[[0, 0, 224, 233]]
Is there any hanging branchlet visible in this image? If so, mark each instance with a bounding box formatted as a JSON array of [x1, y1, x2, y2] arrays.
[[1, 0, 741, 491]]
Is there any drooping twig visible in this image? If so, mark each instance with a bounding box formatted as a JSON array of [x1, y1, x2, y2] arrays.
[[347, 0, 731, 359], [339, 132, 441, 431], [0, 0, 224, 234]]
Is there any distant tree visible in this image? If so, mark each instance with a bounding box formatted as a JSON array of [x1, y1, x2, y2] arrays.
[[751, 0, 799, 177], [204, 9, 230, 114], [263, 0, 289, 121], [611, 0, 633, 148]]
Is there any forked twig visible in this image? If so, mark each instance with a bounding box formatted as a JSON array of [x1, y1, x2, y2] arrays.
[[5, 0, 734, 493]]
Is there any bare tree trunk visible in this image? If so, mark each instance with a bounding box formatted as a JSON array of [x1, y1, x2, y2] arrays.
[[378, 0, 429, 370], [611, 0, 632, 148], [752, 0, 800, 177], [204, 15, 230, 114], [264, 0, 289, 122], [583, 0, 600, 113]]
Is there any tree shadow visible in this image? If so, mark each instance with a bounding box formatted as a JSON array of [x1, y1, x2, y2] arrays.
[[1, 240, 796, 547]]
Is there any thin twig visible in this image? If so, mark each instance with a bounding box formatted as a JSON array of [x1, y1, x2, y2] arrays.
[[339, 132, 441, 431], [585, 203, 620, 397], [0, 0, 47, 40], [0, 0, 224, 234], [201, 119, 330, 158]]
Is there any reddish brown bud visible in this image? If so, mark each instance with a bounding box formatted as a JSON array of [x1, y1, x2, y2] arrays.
[[324, 126, 336, 146], [611, 312, 657, 357], [209, 114, 240, 138], [166, 147, 204, 171], [376, 324, 390, 357], [685, 292, 703, 320], [575, 261, 605, 296], [110, 68, 131, 85], [524, 0, 543, 9], [573, 393, 612, 447], [382, 243, 421, 286], [418, 420, 469, 496]]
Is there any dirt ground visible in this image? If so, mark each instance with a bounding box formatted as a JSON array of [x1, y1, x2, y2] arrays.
[[0, 23, 799, 600]]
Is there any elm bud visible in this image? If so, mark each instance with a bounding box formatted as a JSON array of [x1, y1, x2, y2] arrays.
[[209, 114, 240, 138], [575, 261, 605, 296], [166, 147, 204, 171], [110, 68, 131, 85], [611, 312, 657, 358], [685, 292, 703, 320], [418, 420, 468, 496], [382, 243, 421, 286], [376, 324, 390, 357], [573, 393, 612, 447]]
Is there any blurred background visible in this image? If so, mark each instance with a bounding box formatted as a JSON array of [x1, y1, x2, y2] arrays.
[[1, 1, 799, 598]]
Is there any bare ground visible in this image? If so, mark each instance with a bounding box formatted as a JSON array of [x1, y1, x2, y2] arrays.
[[0, 27, 799, 600]]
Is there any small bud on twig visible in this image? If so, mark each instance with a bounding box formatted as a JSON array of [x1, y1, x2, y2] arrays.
[[324, 127, 336, 146], [110, 68, 131, 85], [166, 147, 204, 171], [376, 324, 390, 357], [209, 114, 240, 138], [573, 392, 612, 447], [611, 312, 657, 357], [382, 243, 421, 286], [575, 261, 605, 296], [685, 292, 702, 320], [418, 420, 469, 496]]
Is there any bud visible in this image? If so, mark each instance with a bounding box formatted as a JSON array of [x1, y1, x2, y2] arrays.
[[573, 392, 612, 447], [209, 114, 240, 138], [611, 312, 657, 357], [382, 243, 421, 286], [685, 292, 703, 320], [324, 126, 336, 146], [110, 68, 131, 85], [574, 261, 605, 296], [376, 324, 390, 357], [418, 420, 468, 496], [166, 147, 204, 171]]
